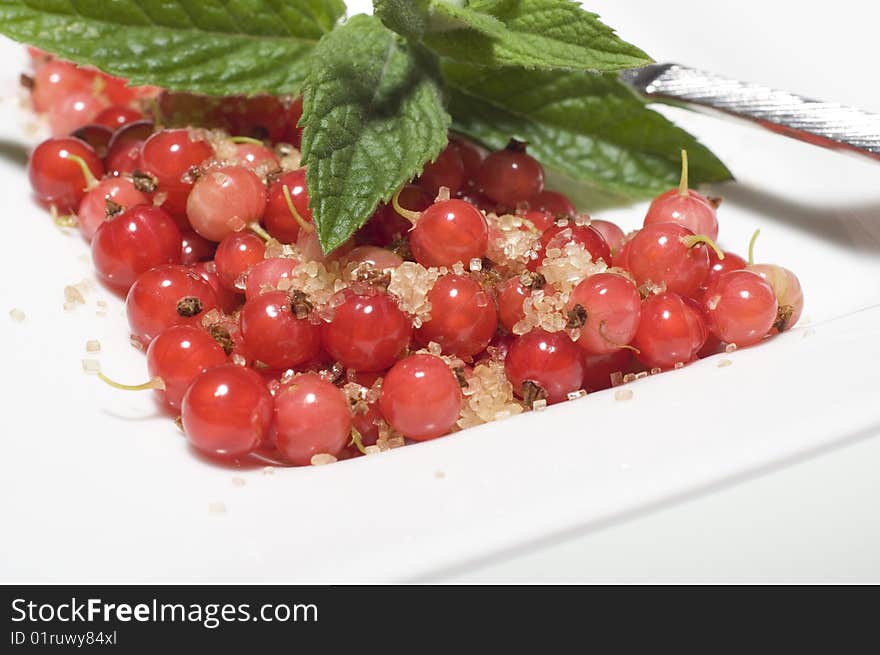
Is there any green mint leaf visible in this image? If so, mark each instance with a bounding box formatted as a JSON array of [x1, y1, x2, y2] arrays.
[[378, 0, 651, 72], [445, 62, 732, 201], [300, 14, 451, 253], [0, 0, 346, 96]]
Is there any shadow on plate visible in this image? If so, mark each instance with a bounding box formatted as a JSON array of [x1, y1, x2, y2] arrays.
[[0, 138, 29, 167]]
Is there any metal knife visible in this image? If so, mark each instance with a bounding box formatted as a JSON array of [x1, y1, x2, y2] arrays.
[[620, 64, 880, 161]]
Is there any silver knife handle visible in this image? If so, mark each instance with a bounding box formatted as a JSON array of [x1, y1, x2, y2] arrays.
[[622, 64, 880, 160]]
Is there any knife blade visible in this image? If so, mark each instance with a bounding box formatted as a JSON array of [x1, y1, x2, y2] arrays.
[[619, 63, 880, 161]]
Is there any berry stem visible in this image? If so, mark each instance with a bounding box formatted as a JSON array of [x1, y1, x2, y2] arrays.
[[748, 229, 761, 265], [391, 188, 421, 225], [678, 149, 689, 197], [229, 136, 264, 145], [681, 234, 725, 260], [98, 371, 166, 392], [349, 427, 368, 455], [248, 221, 273, 243], [281, 184, 314, 233], [49, 204, 77, 228], [598, 320, 641, 354], [63, 153, 99, 191]]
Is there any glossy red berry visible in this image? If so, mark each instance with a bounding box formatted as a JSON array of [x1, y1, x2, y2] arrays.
[[244, 257, 300, 299], [705, 249, 746, 290], [644, 152, 719, 240], [477, 142, 545, 208], [632, 291, 708, 369], [76, 176, 149, 241], [528, 223, 611, 272], [497, 277, 529, 332], [272, 374, 352, 465], [624, 223, 711, 299], [235, 142, 280, 171], [410, 199, 488, 267], [530, 190, 576, 217], [582, 349, 633, 392], [362, 185, 431, 246], [214, 232, 267, 292], [505, 329, 585, 405], [322, 290, 412, 372], [94, 106, 144, 130], [48, 90, 108, 136], [589, 219, 626, 255], [126, 264, 219, 346], [567, 273, 641, 355], [182, 364, 274, 457], [417, 275, 497, 358], [239, 290, 321, 369], [343, 246, 403, 271], [139, 128, 214, 219], [146, 325, 228, 410], [104, 120, 154, 176], [180, 229, 216, 264], [747, 264, 804, 332], [193, 262, 241, 314], [379, 354, 462, 441], [28, 137, 104, 212], [522, 209, 555, 232], [71, 124, 114, 158], [91, 205, 182, 290], [450, 136, 486, 182], [418, 143, 465, 198], [263, 169, 313, 243], [186, 166, 266, 242], [31, 60, 94, 113], [702, 270, 778, 347]]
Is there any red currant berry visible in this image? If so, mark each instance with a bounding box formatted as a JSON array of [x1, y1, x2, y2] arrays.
[[186, 166, 266, 242], [94, 106, 144, 130], [528, 223, 611, 272], [505, 329, 585, 405], [182, 364, 274, 457], [497, 277, 529, 332], [193, 262, 241, 314], [215, 232, 267, 292], [180, 229, 216, 264], [362, 185, 431, 246], [379, 354, 462, 441], [747, 264, 804, 332], [235, 142, 280, 171], [323, 290, 412, 371], [410, 199, 488, 267], [126, 264, 219, 346], [624, 223, 713, 299], [419, 143, 465, 198], [632, 291, 708, 369], [343, 246, 403, 271], [76, 176, 149, 241], [263, 169, 313, 243], [582, 349, 633, 392], [31, 60, 94, 113], [48, 90, 108, 136], [239, 290, 321, 369], [702, 270, 778, 347], [589, 219, 626, 255], [567, 273, 641, 355], [146, 325, 228, 410], [530, 190, 576, 217], [705, 249, 746, 289], [283, 95, 304, 147], [139, 128, 214, 218], [28, 137, 104, 212], [105, 120, 154, 176], [245, 257, 300, 299], [644, 151, 719, 240], [477, 141, 545, 208], [272, 373, 352, 465], [92, 205, 182, 290], [71, 124, 114, 158], [450, 136, 486, 182], [522, 209, 555, 232], [417, 275, 498, 358]]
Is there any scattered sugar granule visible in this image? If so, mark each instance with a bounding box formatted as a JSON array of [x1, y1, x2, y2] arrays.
[[725, 343, 738, 353], [567, 389, 587, 401], [208, 501, 227, 515], [532, 398, 548, 412], [614, 389, 634, 401], [85, 339, 101, 353], [803, 327, 816, 339], [231, 477, 246, 488], [458, 361, 523, 428], [513, 288, 568, 335], [434, 471, 446, 480], [610, 371, 624, 387], [63, 284, 86, 309], [81, 359, 100, 374], [129, 336, 145, 352], [485, 213, 541, 270], [310, 453, 337, 466], [717, 359, 733, 368], [9, 308, 25, 322], [364, 445, 382, 456], [673, 362, 684, 370], [538, 240, 607, 293], [387, 262, 441, 323], [262, 466, 276, 476], [469, 258, 483, 272]]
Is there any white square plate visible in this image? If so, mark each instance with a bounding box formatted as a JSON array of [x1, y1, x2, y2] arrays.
[[1, 1, 879, 582]]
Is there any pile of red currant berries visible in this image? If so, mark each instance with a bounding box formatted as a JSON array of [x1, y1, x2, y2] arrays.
[[23, 51, 803, 467]]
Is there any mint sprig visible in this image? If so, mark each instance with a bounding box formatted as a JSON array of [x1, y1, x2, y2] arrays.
[[0, 0, 733, 253], [300, 14, 450, 252]]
